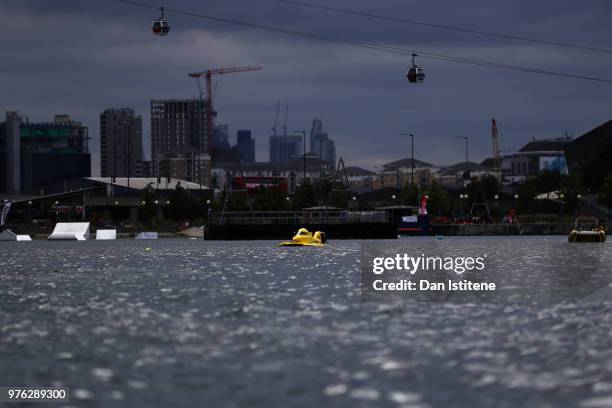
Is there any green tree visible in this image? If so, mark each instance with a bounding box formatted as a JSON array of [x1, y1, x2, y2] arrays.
[[139, 186, 157, 223], [329, 189, 349, 208], [167, 183, 198, 220], [293, 181, 317, 209], [252, 187, 289, 211], [598, 173, 612, 210], [423, 180, 450, 215], [400, 183, 418, 207]]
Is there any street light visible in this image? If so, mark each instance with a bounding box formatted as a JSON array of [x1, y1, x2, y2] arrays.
[[154, 200, 159, 205], [400, 133, 415, 186], [392, 194, 396, 200], [454, 136, 469, 185], [295, 130, 307, 184]]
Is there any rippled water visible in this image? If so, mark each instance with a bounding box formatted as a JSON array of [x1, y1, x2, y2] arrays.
[[1, 237, 612, 408]]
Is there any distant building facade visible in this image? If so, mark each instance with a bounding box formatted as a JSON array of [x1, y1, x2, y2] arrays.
[[0, 113, 91, 194], [512, 137, 570, 178], [376, 158, 436, 189], [269, 134, 303, 163], [213, 156, 325, 193], [213, 124, 231, 149], [236, 130, 255, 163], [309, 118, 336, 168], [150, 99, 208, 180], [158, 149, 210, 187], [100, 108, 143, 178]]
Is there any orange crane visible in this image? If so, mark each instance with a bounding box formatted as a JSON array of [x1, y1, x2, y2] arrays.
[[188, 66, 263, 150]]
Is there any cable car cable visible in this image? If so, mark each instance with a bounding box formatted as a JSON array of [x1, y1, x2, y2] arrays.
[[111, 0, 612, 84], [273, 0, 612, 55]]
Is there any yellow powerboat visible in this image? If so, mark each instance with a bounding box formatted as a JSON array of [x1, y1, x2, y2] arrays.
[[568, 217, 606, 243], [278, 228, 326, 247]]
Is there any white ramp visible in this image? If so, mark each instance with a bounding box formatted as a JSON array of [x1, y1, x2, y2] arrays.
[[48, 223, 90, 241], [135, 232, 158, 240], [96, 229, 117, 240], [0, 229, 31, 241]]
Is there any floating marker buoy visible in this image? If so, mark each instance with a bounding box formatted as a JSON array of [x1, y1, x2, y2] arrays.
[[145, 247, 152, 252]]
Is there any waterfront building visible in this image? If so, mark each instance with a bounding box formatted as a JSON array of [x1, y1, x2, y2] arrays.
[[150, 99, 208, 178], [439, 162, 495, 187], [512, 137, 570, 178], [158, 149, 211, 187], [100, 108, 143, 178], [269, 134, 303, 163], [0, 112, 90, 194], [344, 167, 377, 193], [377, 158, 436, 189], [212, 155, 326, 193], [236, 130, 255, 163]]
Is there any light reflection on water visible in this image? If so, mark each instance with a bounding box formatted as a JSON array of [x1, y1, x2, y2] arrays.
[[1, 237, 612, 408]]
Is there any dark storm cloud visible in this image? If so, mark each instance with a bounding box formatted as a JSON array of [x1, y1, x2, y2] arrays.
[[1, 0, 612, 174]]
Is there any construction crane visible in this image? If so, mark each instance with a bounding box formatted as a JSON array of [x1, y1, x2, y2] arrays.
[[491, 118, 501, 184], [272, 101, 281, 137], [188, 66, 263, 150]]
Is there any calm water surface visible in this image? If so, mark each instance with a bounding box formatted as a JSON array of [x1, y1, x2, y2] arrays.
[[1, 237, 612, 408]]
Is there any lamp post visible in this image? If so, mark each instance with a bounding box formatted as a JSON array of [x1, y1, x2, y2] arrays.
[[400, 133, 414, 186], [514, 194, 519, 210], [454, 136, 469, 186], [295, 130, 307, 185]]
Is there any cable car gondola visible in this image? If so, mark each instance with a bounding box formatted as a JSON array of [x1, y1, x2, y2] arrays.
[[406, 53, 425, 83], [152, 7, 170, 36]]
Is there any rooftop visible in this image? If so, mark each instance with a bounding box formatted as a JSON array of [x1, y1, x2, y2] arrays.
[[518, 138, 570, 153], [443, 162, 491, 172], [382, 158, 435, 170], [344, 166, 376, 176]]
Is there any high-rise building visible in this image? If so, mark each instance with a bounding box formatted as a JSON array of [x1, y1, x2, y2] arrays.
[[150, 99, 208, 178], [310, 118, 323, 153], [309, 118, 336, 168], [0, 113, 91, 194], [100, 108, 143, 178], [270, 134, 303, 163], [236, 130, 255, 163], [320, 139, 336, 169], [213, 124, 231, 149]]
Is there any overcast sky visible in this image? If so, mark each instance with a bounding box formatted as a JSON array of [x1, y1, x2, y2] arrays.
[[1, 0, 611, 175]]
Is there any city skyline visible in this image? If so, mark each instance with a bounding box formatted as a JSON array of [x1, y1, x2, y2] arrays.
[[1, 1, 611, 174]]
